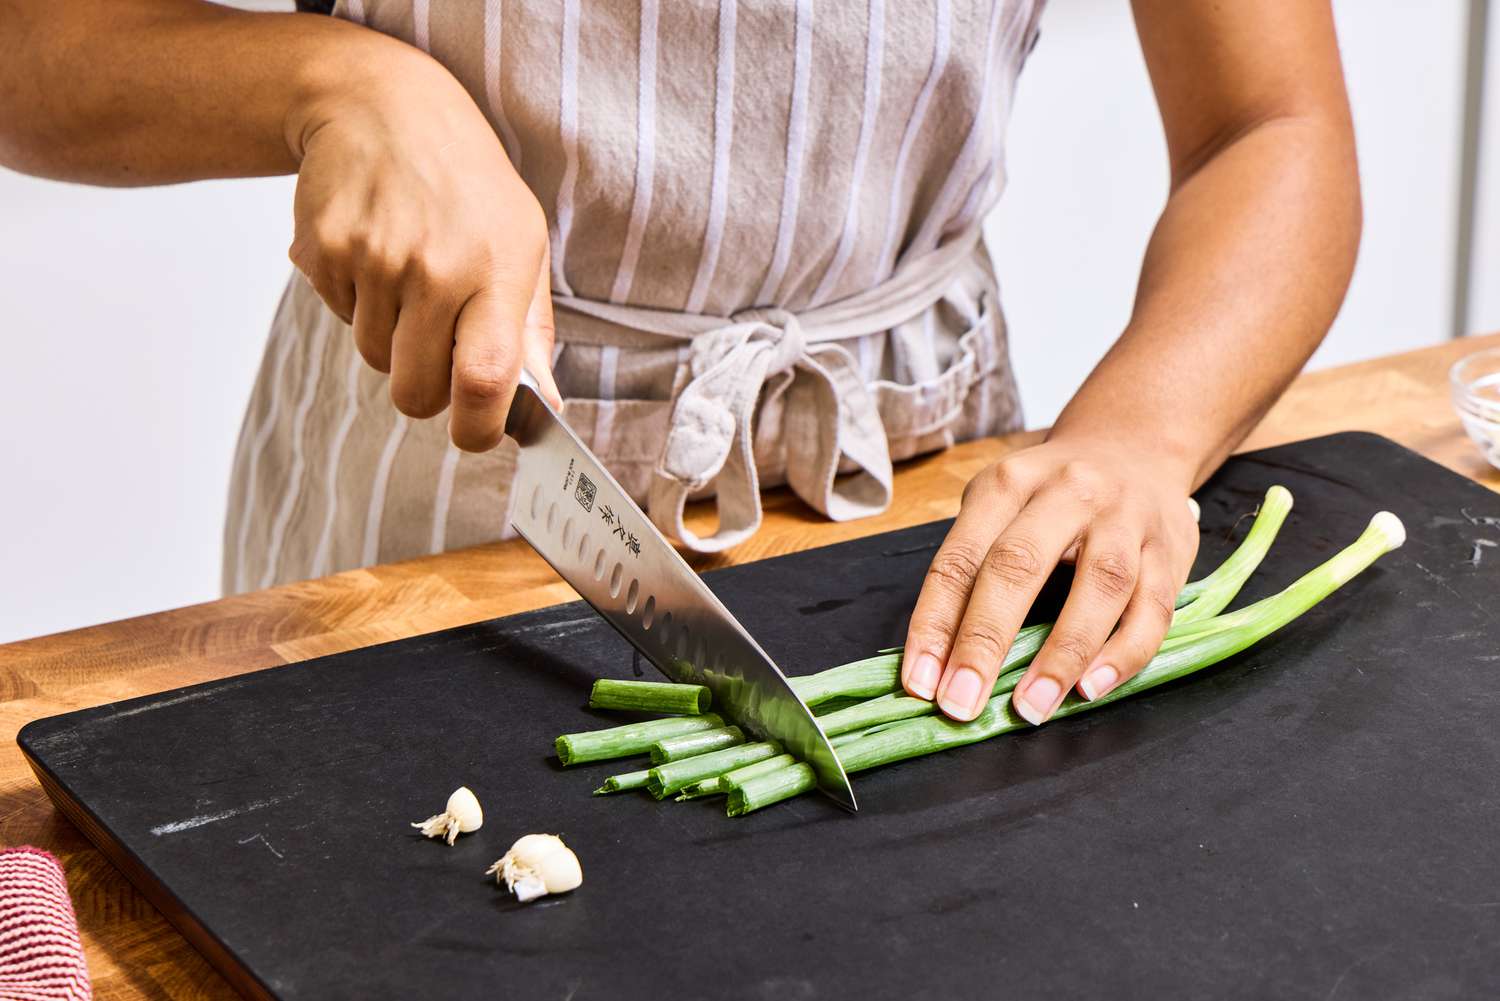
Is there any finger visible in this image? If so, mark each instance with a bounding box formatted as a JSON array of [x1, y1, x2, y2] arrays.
[[1011, 527, 1140, 725], [935, 490, 1089, 721], [388, 289, 461, 419], [1076, 542, 1180, 702], [289, 239, 355, 325], [449, 283, 528, 452], [350, 274, 399, 374], [901, 467, 1031, 701], [521, 246, 563, 409]]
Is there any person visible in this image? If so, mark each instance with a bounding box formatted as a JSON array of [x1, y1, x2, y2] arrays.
[[0, 1, 1359, 727]]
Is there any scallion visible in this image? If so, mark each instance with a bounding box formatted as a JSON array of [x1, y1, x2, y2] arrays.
[[830, 512, 1404, 781], [649, 726, 745, 764], [555, 713, 723, 766], [1173, 486, 1293, 624], [592, 769, 652, 795], [588, 678, 712, 715], [726, 762, 817, 817], [647, 741, 783, 799]]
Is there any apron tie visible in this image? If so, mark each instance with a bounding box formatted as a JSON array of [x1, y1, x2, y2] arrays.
[[647, 308, 892, 552], [553, 224, 986, 553]]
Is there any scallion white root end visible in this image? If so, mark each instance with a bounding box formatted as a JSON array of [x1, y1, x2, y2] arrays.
[[486, 834, 582, 903], [411, 786, 483, 846], [1369, 510, 1406, 551]]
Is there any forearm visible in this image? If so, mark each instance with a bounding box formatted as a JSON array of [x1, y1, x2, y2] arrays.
[[0, 0, 430, 185], [1050, 116, 1361, 487]]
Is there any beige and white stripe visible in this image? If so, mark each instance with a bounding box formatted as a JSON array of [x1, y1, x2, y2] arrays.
[[223, 0, 1045, 592]]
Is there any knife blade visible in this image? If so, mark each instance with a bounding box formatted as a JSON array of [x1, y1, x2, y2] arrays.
[[504, 373, 857, 811]]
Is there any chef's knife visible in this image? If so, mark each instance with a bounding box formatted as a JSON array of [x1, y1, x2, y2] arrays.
[[505, 372, 857, 811]]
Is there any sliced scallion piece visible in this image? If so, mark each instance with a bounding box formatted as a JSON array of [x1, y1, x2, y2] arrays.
[[719, 752, 798, 792], [593, 769, 652, 795], [589, 678, 712, 715], [555, 713, 723, 766], [647, 741, 782, 799], [649, 725, 745, 764], [675, 753, 801, 801], [726, 762, 817, 817]]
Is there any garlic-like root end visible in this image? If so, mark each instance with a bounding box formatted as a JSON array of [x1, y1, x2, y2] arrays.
[[445, 787, 483, 834], [412, 787, 483, 845], [487, 834, 582, 903]]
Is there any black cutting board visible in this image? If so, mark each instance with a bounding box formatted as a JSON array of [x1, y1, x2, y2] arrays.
[[20, 432, 1500, 1001]]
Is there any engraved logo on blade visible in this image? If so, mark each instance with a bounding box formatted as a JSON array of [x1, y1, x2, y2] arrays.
[[575, 472, 597, 513]]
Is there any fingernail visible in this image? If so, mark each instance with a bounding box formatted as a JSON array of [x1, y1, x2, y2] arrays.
[[908, 652, 942, 700], [1015, 676, 1062, 726], [938, 667, 985, 720], [1078, 664, 1119, 702]]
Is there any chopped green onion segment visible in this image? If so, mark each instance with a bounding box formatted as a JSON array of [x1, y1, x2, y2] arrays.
[[556, 713, 724, 766], [589, 678, 712, 715]]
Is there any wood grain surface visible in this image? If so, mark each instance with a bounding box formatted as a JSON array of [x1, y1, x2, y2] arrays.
[[3, 333, 1497, 1000]]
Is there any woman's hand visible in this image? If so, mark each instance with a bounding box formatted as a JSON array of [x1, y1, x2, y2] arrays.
[[901, 435, 1200, 724], [288, 50, 561, 451]]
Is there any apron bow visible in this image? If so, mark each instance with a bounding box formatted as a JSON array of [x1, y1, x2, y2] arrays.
[[553, 224, 988, 553], [648, 307, 892, 552]]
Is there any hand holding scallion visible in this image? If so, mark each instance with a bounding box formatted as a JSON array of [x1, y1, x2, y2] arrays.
[[901, 435, 1201, 724]]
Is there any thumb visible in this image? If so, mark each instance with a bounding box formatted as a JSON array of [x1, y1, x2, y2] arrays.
[[522, 245, 562, 410]]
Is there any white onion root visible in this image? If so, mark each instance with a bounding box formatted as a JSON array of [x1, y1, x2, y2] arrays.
[[411, 786, 483, 846], [486, 834, 582, 903]]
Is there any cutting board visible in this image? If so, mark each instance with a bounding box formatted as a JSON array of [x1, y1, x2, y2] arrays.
[[20, 433, 1500, 1000]]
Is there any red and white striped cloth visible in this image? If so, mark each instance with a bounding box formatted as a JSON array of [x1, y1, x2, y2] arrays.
[[0, 848, 92, 1001]]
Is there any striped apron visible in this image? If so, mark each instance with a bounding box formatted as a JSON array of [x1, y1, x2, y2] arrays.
[[223, 0, 1044, 592]]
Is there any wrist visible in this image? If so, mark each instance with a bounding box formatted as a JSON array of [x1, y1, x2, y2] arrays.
[[283, 28, 452, 163], [1042, 421, 1203, 491]]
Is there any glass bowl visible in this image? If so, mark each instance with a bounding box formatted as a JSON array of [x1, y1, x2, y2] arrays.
[[1451, 346, 1500, 471]]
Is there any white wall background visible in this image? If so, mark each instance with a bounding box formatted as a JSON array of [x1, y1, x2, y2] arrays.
[[1469, 0, 1500, 334], [991, 0, 1477, 426], [0, 0, 1494, 643], [0, 177, 295, 642]]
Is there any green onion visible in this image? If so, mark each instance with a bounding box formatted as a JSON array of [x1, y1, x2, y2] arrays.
[[726, 762, 817, 817], [565, 497, 1406, 821], [673, 753, 800, 801], [673, 781, 722, 801], [787, 626, 1048, 708], [649, 726, 744, 764], [780, 494, 1283, 712], [818, 695, 937, 737], [592, 769, 652, 795], [828, 513, 1405, 782], [1174, 486, 1293, 624], [719, 753, 798, 792], [788, 652, 901, 707], [815, 493, 1298, 740], [588, 678, 712, 715], [647, 741, 782, 799], [556, 713, 724, 766]]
